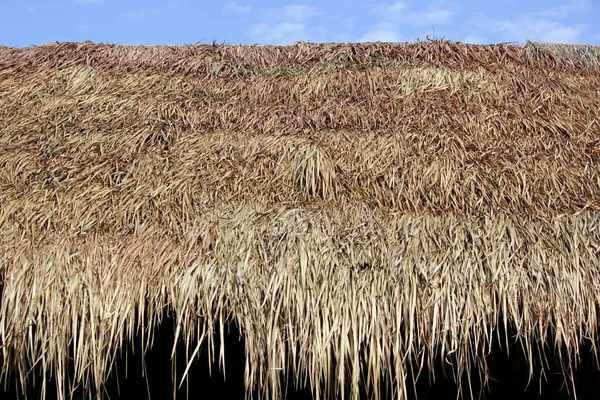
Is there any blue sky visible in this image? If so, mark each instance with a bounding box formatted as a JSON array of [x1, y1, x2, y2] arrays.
[[1, 0, 598, 47]]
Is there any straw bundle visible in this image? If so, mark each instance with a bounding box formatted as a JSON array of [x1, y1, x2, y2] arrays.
[[0, 39, 599, 399]]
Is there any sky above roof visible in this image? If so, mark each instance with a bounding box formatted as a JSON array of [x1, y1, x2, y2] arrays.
[[2, 0, 598, 47]]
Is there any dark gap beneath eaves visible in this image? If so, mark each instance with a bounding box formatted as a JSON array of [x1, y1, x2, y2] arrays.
[[0, 286, 599, 400]]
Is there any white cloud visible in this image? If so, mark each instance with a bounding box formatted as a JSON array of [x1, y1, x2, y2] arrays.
[[488, 17, 586, 43], [371, 3, 454, 26], [466, 1, 591, 45], [246, 4, 327, 44], [73, 0, 103, 4], [462, 34, 485, 44], [77, 24, 89, 30], [225, 2, 252, 13], [358, 22, 402, 42], [389, 1, 407, 13], [249, 22, 309, 44], [281, 4, 324, 21], [372, 2, 407, 16], [537, 0, 590, 18], [541, 25, 585, 43], [412, 9, 454, 25]]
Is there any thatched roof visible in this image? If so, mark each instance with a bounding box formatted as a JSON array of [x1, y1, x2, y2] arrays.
[[0, 39, 599, 400]]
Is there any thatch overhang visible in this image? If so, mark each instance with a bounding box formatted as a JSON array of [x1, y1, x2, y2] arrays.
[[0, 40, 599, 399]]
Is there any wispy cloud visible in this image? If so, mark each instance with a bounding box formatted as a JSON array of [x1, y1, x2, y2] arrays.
[[461, 34, 485, 44], [371, 2, 454, 26], [536, 0, 591, 18], [467, 0, 591, 44], [225, 2, 252, 13], [73, 0, 103, 4], [281, 4, 324, 21], [249, 22, 306, 44], [358, 22, 402, 42], [247, 4, 327, 44], [356, 2, 453, 43], [410, 9, 453, 25], [486, 17, 586, 43], [372, 1, 407, 15], [249, 22, 327, 44]]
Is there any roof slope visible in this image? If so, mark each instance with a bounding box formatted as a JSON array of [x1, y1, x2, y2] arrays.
[[0, 40, 599, 399]]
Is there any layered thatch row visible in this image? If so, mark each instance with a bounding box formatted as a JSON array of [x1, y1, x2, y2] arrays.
[[0, 40, 599, 399]]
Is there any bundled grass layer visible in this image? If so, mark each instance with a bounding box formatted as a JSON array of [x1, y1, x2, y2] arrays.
[[0, 39, 599, 399]]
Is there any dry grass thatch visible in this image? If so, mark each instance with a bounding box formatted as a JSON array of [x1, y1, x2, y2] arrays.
[[0, 39, 599, 399]]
